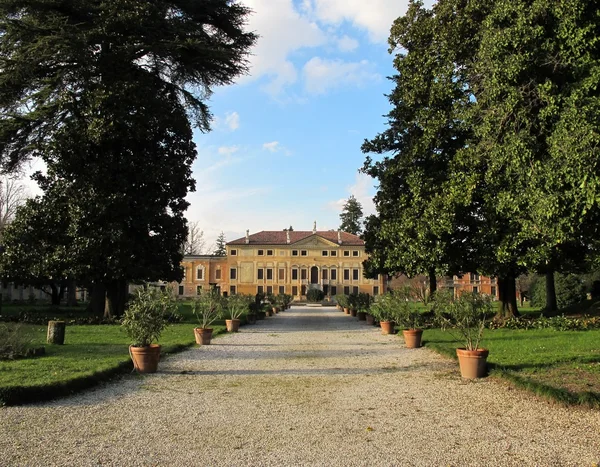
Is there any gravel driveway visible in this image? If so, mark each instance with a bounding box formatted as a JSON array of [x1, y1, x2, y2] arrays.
[[1, 306, 599, 466]]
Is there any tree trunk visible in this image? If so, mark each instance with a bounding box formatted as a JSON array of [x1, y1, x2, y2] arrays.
[[428, 269, 437, 296], [104, 279, 128, 319], [545, 269, 557, 312], [86, 283, 106, 316], [497, 274, 520, 318], [47, 320, 66, 344], [66, 279, 77, 307], [50, 283, 61, 306]]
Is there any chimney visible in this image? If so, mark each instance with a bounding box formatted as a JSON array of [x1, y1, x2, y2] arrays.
[[337, 229, 342, 244], [286, 230, 290, 244], [245, 229, 250, 244]]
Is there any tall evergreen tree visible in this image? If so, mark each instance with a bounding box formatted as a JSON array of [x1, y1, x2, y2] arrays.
[[339, 195, 363, 235], [214, 232, 227, 256]]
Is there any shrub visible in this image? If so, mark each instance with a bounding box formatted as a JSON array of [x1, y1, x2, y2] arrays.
[[356, 292, 373, 312], [307, 289, 324, 302], [369, 293, 396, 322], [192, 290, 223, 329], [530, 273, 587, 309], [226, 294, 252, 320], [336, 294, 349, 308], [121, 288, 174, 347], [0, 324, 34, 360]]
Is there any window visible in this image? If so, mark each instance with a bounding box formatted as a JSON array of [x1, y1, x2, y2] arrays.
[[267, 249, 273, 256], [215, 269, 221, 280], [257, 249, 264, 256], [373, 286, 379, 296], [230, 268, 237, 280], [331, 286, 337, 296], [470, 273, 480, 281], [323, 285, 329, 295], [266, 268, 273, 280], [301, 250, 308, 256], [230, 286, 236, 295], [196, 285, 202, 295], [343, 250, 350, 257], [292, 250, 298, 256], [257, 269, 264, 280], [278, 269, 285, 280], [292, 269, 298, 280], [352, 250, 359, 257], [196, 267, 204, 280], [491, 286, 497, 296], [178, 285, 184, 295], [322, 269, 328, 280], [267, 286, 273, 295], [322, 250, 328, 256], [301, 269, 307, 280], [343, 269, 350, 281], [231, 249, 237, 256], [331, 269, 337, 280], [279, 286, 285, 295], [257, 286, 264, 294], [352, 269, 359, 281], [473, 286, 479, 294], [343, 286, 350, 295], [292, 286, 298, 296], [331, 250, 337, 257], [352, 286, 359, 295]]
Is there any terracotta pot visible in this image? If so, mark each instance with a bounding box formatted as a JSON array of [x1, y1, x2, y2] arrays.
[[194, 327, 213, 345], [366, 314, 375, 325], [350, 309, 357, 317], [272, 306, 278, 314], [357, 311, 366, 321], [456, 348, 489, 379], [402, 329, 423, 349], [379, 321, 396, 335], [129, 344, 161, 373], [226, 319, 240, 332], [265, 310, 272, 317], [343, 307, 350, 314]]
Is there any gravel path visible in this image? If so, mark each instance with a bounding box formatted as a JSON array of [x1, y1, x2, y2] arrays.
[[1, 306, 599, 466]]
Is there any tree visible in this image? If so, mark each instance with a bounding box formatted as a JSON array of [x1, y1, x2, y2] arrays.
[[182, 221, 206, 256], [339, 195, 363, 235], [0, 1, 257, 317], [213, 232, 227, 256], [0, 177, 27, 235]]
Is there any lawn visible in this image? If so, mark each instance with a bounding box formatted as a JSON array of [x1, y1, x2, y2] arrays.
[[0, 322, 225, 405], [424, 327, 600, 406]]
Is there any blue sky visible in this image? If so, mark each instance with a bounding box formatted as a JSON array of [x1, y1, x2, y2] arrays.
[[23, 0, 429, 250]]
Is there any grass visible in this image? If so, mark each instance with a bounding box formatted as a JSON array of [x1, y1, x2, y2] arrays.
[[0, 322, 225, 405], [424, 327, 600, 407]]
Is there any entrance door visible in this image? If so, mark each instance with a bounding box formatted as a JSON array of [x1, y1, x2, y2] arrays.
[[310, 266, 319, 284]]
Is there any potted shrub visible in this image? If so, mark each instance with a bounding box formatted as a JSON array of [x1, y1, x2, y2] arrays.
[[226, 294, 252, 332], [356, 292, 372, 321], [276, 293, 287, 311], [434, 290, 494, 378], [266, 293, 279, 314], [121, 287, 173, 373], [391, 287, 424, 348], [192, 290, 223, 345], [348, 293, 359, 317], [369, 293, 396, 334], [336, 294, 349, 313], [307, 288, 325, 303]]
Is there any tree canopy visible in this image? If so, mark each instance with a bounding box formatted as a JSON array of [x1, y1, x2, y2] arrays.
[[214, 232, 227, 256], [339, 195, 363, 235]]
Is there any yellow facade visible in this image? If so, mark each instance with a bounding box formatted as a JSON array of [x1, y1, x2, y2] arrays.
[[174, 230, 385, 299]]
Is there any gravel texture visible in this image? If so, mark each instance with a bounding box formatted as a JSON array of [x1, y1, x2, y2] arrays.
[[1, 306, 599, 466]]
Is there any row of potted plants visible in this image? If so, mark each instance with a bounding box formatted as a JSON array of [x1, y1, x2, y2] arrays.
[[335, 288, 494, 379]]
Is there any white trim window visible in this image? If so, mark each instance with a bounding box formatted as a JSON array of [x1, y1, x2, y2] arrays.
[[196, 266, 205, 281]]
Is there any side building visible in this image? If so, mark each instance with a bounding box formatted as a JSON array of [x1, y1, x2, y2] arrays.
[[172, 229, 386, 299]]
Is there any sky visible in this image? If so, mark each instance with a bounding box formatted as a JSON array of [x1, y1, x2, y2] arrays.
[[21, 0, 430, 251]]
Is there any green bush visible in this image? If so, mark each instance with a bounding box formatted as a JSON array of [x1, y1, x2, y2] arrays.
[[530, 273, 587, 309], [121, 288, 175, 347], [0, 324, 34, 359], [307, 289, 324, 302]]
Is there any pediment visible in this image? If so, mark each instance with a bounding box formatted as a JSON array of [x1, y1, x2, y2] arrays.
[[291, 234, 339, 248]]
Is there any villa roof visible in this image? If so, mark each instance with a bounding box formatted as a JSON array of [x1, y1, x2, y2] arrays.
[[227, 230, 364, 246]]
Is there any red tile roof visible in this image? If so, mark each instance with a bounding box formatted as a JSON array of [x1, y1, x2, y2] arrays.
[[227, 230, 364, 246]]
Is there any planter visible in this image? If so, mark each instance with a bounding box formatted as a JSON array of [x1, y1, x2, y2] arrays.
[[272, 307, 278, 314], [402, 329, 423, 349], [265, 310, 273, 317], [456, 348, 489, 379], [366, 314, 375, 325], [357, 311, 366, 321], [226, 319, 241, 332], [379, 321, 396, 335], [343, 307, 350, 314], [194, 327, 213, 345], [350, 309, 357, 317], [129, 344, 161, 373], [257, 311, 266, 320]]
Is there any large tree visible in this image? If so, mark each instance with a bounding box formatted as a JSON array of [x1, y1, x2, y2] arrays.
[[339, 195, 363, 235], [0, 0, 256, 317]]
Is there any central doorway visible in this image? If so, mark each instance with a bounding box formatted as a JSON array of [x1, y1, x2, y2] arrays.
[[310, 266, 318, 284]]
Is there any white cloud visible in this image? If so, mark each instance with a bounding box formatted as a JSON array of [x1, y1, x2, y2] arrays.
[[303, 57, 380, 95], [337, 35, 359, 52], [262, 141, 281, 153], [218, 145, 240, 156], [225, 111, 240, 131], [327, 172, 376, 216]]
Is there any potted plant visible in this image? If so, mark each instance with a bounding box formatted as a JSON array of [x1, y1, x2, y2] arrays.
[[266, 293, 279, 314], [434, 290, 494, 378], [391, 287, 424, 348], [121, 287, 173, 373], [369, 293, 396, 334], [276, 293, 287, 311], [226, 294, 252, 332], [348, 293, 359, 317], [356, 292, 372, 321], [336, 294, 349, 313], [282, 293, 293, 310], [192, 290, 223, 345]]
